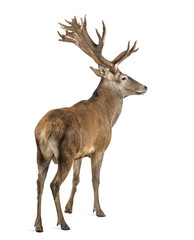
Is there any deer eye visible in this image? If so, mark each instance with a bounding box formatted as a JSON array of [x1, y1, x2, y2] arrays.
[[121, 76, 127, 81]]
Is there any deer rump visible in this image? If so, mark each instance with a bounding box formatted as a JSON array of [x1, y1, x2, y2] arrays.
[[35, 102, 111, 165]]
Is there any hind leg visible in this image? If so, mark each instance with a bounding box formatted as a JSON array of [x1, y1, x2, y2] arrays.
[[50, 154, 73, 230], [34, 148, 51, 232], [65, 158, 82, 213]]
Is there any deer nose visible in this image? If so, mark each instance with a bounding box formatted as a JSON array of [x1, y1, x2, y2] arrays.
[[143, 85, 147, 92]]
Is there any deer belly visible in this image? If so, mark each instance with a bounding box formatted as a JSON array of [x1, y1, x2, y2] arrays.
[[76, 145, 95, 159]]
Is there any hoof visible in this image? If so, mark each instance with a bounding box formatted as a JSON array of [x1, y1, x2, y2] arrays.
[[94, 208, 106, 217], [96, 210, 106, 217], [65, 207, 72, 214], [61, 223, 70, 230], [35, 225, 43, 232]]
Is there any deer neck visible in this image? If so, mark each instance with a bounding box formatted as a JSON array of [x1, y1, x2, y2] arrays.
[[89, 78, 123, 126]]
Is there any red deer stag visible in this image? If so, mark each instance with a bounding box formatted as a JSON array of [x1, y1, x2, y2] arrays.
[[34, 16, 147, 232]]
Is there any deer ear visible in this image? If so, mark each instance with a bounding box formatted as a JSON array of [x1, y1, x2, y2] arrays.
[[90, 66, 112, 79], [90, 66, 102, 77]]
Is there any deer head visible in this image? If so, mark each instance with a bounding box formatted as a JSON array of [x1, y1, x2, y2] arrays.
[[58, 16, 147, 98]]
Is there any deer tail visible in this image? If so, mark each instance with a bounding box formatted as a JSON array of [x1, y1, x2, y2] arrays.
[[43, 122, 52, 143]]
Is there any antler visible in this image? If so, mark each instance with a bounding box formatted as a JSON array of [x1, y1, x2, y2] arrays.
[[112, 41, 139, 66], [58, 16, 138, 73], [58, 16, 117, 73]]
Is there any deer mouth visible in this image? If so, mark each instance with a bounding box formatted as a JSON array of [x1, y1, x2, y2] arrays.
[[136, 91, 146, 95], [136, 86, 147, 95]]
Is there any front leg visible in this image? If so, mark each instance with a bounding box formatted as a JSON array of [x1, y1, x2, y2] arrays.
[[91, 153, 106, 217]]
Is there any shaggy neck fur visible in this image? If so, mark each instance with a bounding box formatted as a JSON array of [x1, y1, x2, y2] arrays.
[[89, 78, 123, 126]]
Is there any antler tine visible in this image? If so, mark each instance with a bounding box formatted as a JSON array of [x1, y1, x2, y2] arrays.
[[57, 30, 64, 39], [96, 21, 106, 53], [80, 15, 97, 48], [113, 40, 139, 66], [58, 22, 72, 31], [102, 21, 106, 41]]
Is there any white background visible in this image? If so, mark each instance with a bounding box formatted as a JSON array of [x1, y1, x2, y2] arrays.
[[0, 0, 194, 239]]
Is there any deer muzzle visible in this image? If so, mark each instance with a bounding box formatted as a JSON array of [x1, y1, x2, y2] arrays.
[[136, 85, 147, 95]]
